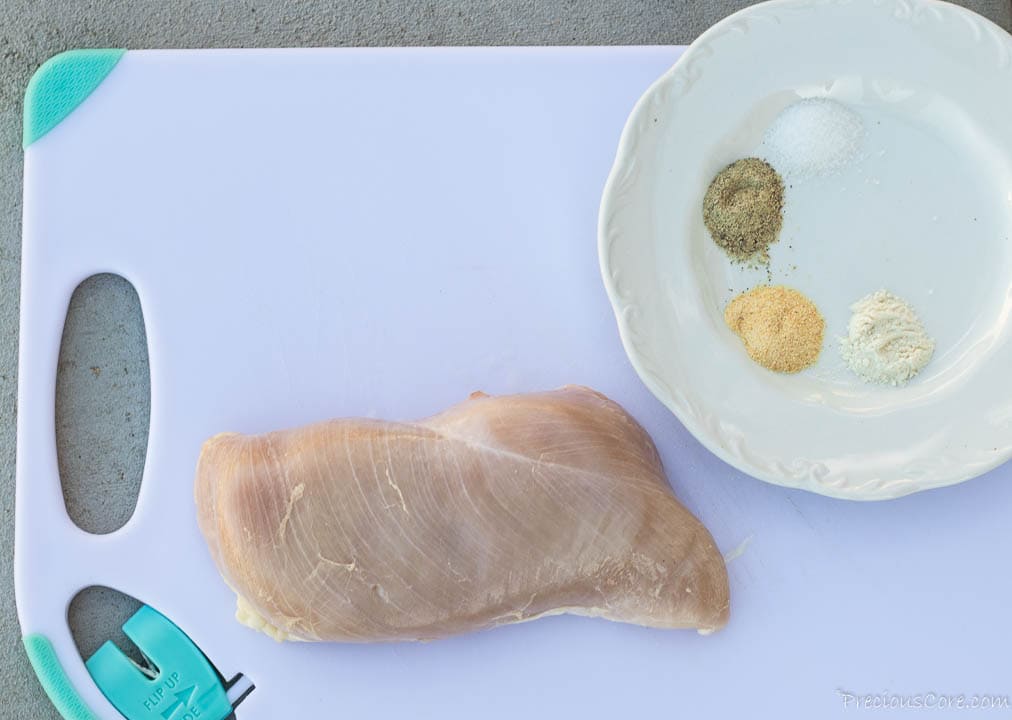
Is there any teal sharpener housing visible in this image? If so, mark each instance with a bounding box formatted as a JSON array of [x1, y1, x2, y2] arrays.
[[86, 606, 233, 720]]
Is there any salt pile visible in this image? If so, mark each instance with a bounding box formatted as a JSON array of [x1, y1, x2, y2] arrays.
[[761, 98, 864, 178]]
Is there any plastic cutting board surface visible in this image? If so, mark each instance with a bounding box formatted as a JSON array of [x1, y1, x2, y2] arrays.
[[16, 47, 1012, 720]]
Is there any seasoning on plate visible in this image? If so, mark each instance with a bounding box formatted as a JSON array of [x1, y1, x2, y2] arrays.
[[703, 158, 784, 264], [761, 98, 864, 179], [841, 290, 934, 386], [724, 285, 824, 373]]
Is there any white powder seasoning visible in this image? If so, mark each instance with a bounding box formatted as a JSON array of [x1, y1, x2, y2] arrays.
[[841, 290, 935, 386]]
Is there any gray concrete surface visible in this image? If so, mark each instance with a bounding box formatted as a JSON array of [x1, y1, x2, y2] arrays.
[[2, 1, 1010, 717]]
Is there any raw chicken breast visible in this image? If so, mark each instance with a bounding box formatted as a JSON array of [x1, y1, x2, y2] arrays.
[[195, 386, 729, 642]]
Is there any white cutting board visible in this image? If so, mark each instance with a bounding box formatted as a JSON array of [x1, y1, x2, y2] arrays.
[[16, 48, 1012, 720]]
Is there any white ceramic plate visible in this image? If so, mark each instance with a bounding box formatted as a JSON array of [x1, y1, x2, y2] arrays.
[[599, 0, 1012, 500]]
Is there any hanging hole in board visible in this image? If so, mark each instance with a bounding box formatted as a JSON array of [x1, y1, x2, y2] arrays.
[[56, 273, 150, 534]]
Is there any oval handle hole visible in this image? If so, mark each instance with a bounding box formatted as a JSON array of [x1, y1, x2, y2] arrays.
[[56, 273, 150, 534]]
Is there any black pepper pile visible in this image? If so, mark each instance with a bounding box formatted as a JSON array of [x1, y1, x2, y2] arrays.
[[702, 157, 784, 263]]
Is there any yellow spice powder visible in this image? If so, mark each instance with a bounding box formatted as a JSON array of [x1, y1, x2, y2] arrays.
[[724, 285, 824, 373]]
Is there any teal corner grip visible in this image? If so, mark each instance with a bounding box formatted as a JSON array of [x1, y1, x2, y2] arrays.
[[23, 634, 101, 720], [23, 48, 126, 148], [86, 605, 232, 720]]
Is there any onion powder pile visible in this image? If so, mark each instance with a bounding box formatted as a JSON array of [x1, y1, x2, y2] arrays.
[[841, 290, 935, 386]]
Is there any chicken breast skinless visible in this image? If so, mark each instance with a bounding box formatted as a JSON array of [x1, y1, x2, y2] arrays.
[[195, 386, 730, 642]]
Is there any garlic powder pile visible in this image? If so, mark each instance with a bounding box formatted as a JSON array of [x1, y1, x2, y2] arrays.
[[725, 285, 824, 374], [841, 290, 935, 386]]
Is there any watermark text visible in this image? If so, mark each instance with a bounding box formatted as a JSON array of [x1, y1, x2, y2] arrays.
[[838, 690, 1010, 711]]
